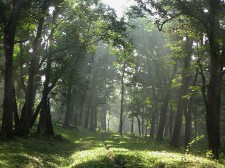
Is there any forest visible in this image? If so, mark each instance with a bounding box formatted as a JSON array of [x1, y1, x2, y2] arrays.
[[0, 0, 225, 167]]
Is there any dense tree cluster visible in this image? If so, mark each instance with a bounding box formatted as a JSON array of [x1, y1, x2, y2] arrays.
[[0, 0, 225, 160]]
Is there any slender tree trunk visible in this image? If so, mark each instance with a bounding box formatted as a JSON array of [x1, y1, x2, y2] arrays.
[[90, 89, 97, 131], [119, 62, 126, 136], [101, 105, 107, 130], [156, 93, 170, 141], [137, 116, 141, 137], [90, 105, 97, 131], [79, 97, 84, 125], [150, 104, 156, 138], [171, 37, 193, 147], [184, 99, 192, 148], [64, 84, 72, 127], [13, 87, 19, 131], [168, 109, 174, 137], [141, 111, 145, 137], [107, 113, 110, 131], [84, 106, 90, 129], [184, 67, 198, 148], [164, 115, 169, 138], [145, 120, 149, 137], [194, 105, 197, 136], [74, 106, 78, 129], [131, 115, 134, 134]]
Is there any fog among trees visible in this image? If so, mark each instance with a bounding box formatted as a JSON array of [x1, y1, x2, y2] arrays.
[[0, 0, 225, 165]]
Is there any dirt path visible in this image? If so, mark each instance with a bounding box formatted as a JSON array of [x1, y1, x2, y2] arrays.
[[101, 133, 126, 168]]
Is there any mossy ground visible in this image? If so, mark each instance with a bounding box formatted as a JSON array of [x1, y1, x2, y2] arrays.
[[0, 126, 224, 168]]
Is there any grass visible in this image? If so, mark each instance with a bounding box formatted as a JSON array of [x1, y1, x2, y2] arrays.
[[0, 126, 224, 168]]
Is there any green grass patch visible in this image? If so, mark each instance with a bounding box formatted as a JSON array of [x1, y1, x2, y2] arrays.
[[0, 127, 224, 168]]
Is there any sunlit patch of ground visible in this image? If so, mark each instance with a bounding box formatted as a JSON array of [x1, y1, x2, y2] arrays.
[[0, 127, 224, 168]]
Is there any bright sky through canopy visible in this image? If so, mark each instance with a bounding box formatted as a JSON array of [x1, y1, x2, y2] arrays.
[[101, 0, 134, 17]]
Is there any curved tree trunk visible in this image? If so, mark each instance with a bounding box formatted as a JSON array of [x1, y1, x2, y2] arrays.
[[37, 47, 54, 135]]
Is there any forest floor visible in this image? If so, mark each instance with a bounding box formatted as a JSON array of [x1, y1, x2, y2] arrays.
[[0, 126, 224, 168]]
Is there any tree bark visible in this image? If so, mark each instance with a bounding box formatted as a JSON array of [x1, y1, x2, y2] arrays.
[[171, 37, 193, 147], [204, 0, 223, 159], [18, 0, 50, 136], [1, 0, 22, 139], [37, 47, 54, 135], [137, 116, 141, 137], [90, 94, 97, 131], [168, 109, 174, 137], [156, 93, 170, 141], [101, 104, 107, 130], [131, 115, 134, 134], [64, 84, 73, 127], [150, 104, 156, 138], [184, 67, 198, 148], [84, 94, 91, 129], [36, 12, 57, 135], [119, 61, 126, 136]]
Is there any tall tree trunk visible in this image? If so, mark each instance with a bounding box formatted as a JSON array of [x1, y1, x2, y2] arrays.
[[168, 109, 174, 137], [119, 62, 126, 136], [37, 49, 54, 135], [101, 105, 107, 130], [150, 104, 156, 138], [64, 84, 73, 127], [171, 37, 193, 147], [141, 111, 145, 137], [137, 116, 141, 137], [204, 0, 223, 158], [74, 106, 78, 129], [131, 115, 134, 134], [84, 108, 90, 129], [90, 103, 97, 131], [37, 15, 56, 135], [107, 113, 110, 131], [18, 0, 49, 136], [184, 98, 192, 148], [89, 85, 97, 131], [184, 67, 199, 148], [13, 87, 19, 131], [145, 120, 149, 137], [156, 93, 170, 141], [193, 105, 197, 136], [78, 96, 85, 126], [84, 94, 91, 129], [1, 0, 22, 139]]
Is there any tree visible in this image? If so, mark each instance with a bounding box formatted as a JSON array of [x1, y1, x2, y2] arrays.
[[171, 36, 193, 147], [119, 61, 126, 136], [17, 0, 51, 136], [133, 0, 225, 158], [0, 0, 23, 139]]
